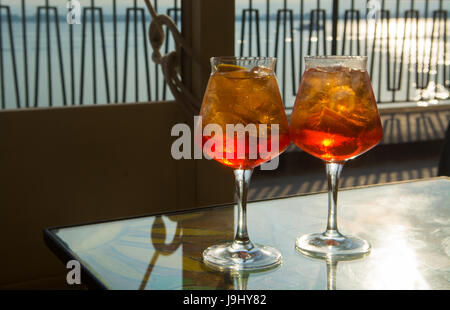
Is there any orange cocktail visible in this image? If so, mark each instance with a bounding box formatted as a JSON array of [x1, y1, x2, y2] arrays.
[[290, 66, 383, 162], [291, 56, 382, 259], [199, 57, 289, 271], [200, 63, 290, 168]]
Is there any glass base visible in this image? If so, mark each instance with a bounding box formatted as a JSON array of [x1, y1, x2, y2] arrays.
[[295, 232, 371, 259], [203, 242, 282, 271]]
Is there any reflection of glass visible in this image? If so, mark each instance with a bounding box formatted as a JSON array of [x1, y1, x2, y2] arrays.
[[218, 264, 280, 290], [139, 216, 182, 289], [229, 270, 250, 290], [198, 57, 290, 271], [290, 56, 383, 258], [299, 251, 368, 290]]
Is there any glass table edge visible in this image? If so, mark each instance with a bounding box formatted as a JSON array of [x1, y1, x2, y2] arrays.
[[43, 228, 110, 289]]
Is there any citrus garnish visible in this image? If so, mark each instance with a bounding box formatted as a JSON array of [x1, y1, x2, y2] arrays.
[[216, 64, 246, 72]]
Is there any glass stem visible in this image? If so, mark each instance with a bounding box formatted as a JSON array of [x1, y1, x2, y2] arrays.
[[232, 169, 254, 251], [324, 161, 344, 238], [326, 259, 338, 290]]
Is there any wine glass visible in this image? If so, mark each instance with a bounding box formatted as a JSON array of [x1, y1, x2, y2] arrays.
[[198, 57, 290, 270], [290, 56, 383, 258]]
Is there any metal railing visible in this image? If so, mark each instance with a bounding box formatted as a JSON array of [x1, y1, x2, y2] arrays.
[[0, 0, 180, 110], [1, 0, 450, 111], [236, 0, 450, 109]]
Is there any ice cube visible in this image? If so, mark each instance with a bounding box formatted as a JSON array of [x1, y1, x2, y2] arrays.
[[203, 111, 246, 130], [249, 66, 272, 79], [328, 85, 356, 112], [317, 107, 366, 137]]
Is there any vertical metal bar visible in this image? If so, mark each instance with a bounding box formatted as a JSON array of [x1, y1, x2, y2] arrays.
[[46, 1, 53, 107], [91, 0, 97, 104], [356, 10, 360, 55], [266, 2, 294, 102], [163, 5, 180, 100], [365, 3, 368, 57], [240, 9, 246, 56], [309, 4, 328, 56], [0, 4, 4, 109], [141, 9, 151, 101], [34, 8, 41, 107], [154, 0, 159, 100], [79, 8, 87, 105], [69, 4, 75, 105], [113, 0, 118, 102], [346, 0, 361, 56], [255, 9, 261, 57], [122, 9, 130, 102], [266, 0, 269, 56], [289, 8, 296, 95], [307, 10, 314, 55], [396, 8, 412, 102], [428, 10, 438, 93], [443, 10, 448, 89], [439, 0, 445, 91], [369, 7, 377, 79], [405, 7, 419, 102], [22, 0, 29, 108], [175, 0, 179, 25], [53, 7, 67, 106], [3, 6, 20, 108], [321, 9, 327, 55], [299, 0, 304, 79], [342, 10, 349, 55], [282, 0, 287, 103], [350, 0, 354, 55], [98, 8, 111, 103], [176, 0, 182, 99], [439, 10, 445, 90], [134, 0, 138, 102], [316, 7, 319, 55], [331, 0, 338, 55], [163, 7, 171, 100], [413, 3, 419, 100], [392, 0, 400, 102], [419, 0, 430, 90], [274, 9, 280, 61], [249, 0, 253, 56], [379, 8, 388, 101], [430, 8, 447, 92]]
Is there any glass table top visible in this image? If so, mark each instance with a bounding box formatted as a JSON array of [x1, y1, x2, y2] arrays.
[[45, 177, 450, 290]]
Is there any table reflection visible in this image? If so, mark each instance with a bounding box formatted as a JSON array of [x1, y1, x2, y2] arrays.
[[297, 250, 369, 290], [139, 215, 182, 289], [203, 264, 281, 290], [230, 271, 250, 290]]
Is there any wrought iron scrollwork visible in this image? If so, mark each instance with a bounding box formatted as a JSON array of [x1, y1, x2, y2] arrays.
[[143, 0, 201, 116]]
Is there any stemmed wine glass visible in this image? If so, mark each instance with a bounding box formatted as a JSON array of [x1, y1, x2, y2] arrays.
[[197, 57, 290, 270], [290, 56, 383, 258]]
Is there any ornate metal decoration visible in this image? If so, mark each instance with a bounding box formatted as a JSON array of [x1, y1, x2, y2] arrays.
[[143, 0, 201, 116]]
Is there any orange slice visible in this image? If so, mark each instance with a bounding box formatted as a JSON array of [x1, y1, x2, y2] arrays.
[[216, 64, 247, 72]]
